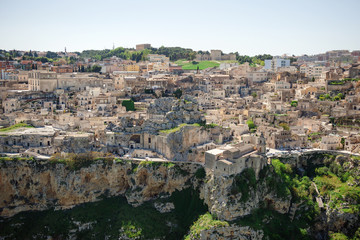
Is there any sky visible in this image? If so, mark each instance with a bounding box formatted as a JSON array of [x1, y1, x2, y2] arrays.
[[1, 0, 360, 56]]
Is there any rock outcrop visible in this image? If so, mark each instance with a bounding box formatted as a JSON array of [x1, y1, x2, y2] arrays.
[[201, 168, 291, 221], [197, 225, 264, 240], [0, 159, 202, 217]]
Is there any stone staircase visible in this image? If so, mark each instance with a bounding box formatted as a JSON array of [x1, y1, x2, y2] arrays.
[[289, 203, 297, 221]]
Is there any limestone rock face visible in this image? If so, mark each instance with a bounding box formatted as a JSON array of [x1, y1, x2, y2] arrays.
[[153, 202, 175, 213], [201, 170, 291, 221], [165, 125, 211, 161], [312, 207, 360, 239], [326, 209, 359, 235], [0, 160, 201, 217], [197, 225, 264, 240]]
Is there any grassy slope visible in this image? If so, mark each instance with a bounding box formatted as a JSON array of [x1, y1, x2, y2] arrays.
[[0, 123, 33, 132], [185, 213, 229, 239], [159, 123, 201, 134]]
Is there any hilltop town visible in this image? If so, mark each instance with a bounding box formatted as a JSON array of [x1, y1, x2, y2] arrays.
[[0, 44, 360, 168], [1, 45, 360, 239], [1, 45, 360, 168]]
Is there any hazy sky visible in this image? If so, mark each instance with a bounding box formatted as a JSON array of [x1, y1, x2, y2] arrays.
[[1, 0, 359, 56]]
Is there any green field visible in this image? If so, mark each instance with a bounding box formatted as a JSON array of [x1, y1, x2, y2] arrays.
[[0, 123, 33, 132], [174, 60, 220, 70]]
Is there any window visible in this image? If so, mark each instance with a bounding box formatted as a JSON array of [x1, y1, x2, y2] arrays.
[[148, 138, 151, 144]]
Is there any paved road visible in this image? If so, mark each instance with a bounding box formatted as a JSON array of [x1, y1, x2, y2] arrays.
[[266, 148, 360, 158]]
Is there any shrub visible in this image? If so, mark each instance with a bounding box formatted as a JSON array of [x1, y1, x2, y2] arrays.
[[231, 168, 257, 202], [122, 100, 135, 111], [185, 213, 229, 240], [195, 168, 206, 179], [247, 119, 256, 130]]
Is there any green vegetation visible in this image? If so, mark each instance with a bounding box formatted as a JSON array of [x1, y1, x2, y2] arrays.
[[174, 60, 220, 70], [267, 154, 360, 239], [174, 89, 183, 99], [0, 156, 34, 161], [230, 159, 323, 239], [87, 65, 101, 72], [319, 93, 332, 101], [197, 120, 218, 129], [185, 213, 229, 240], [159, 123, 201, 134], [268, 160, 292, 199], [235, 208, 311, 240], [0, 123, 34, 132], [0, 188, 207, 240], [236, 54, 273, 66], [329, 78, 360, 85], [291, 100, 298, 107], [49, 152, 114, 171], [159, 123, 188, 134], [320, 93, 345, 101], [279, 123, 290, 131], [230, 168, 257, 202], [313, 159, 360, 214], [161, 162, 175, 168], [247, 119, 256, 132], [194, 167, 206, 180], [121, 99, 135, 111], [81, 46, 196, 62]]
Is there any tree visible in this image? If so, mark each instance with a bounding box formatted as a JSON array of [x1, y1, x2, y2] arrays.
[[333, 96, 341, 101], [290, 100, 298, 107], [337, 93, 344, 99], [188, 52, 196, 61], [174, 89, 182, 99], [279, 123, 290, 131], [91, 65, 102, 72], [122, 100, 135, 111], [251, 92, 257, 98], [46, 51, 59, 59], [247, 119, 256, 131]]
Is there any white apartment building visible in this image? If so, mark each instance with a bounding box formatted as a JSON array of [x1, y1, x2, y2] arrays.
[[247, 71, 268, 83], [264, 58, 290, 72], [300, 65, 326, 79]]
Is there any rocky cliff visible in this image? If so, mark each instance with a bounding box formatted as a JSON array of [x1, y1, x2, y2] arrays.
[[2, 152, 359, 239], [0, 159, 202, 218], [196, 225, 264, 240], [201, 167, 291, 221]]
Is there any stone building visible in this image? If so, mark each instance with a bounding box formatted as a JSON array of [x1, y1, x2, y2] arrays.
[[196, 50, 236, 61], [205, 134, 266, 177], [28, 71, 57, 92], [136, 44, 151, 51], [3, 98, 20, 114], [0, 126, 56, 155], [319, 135, 342, 150]]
